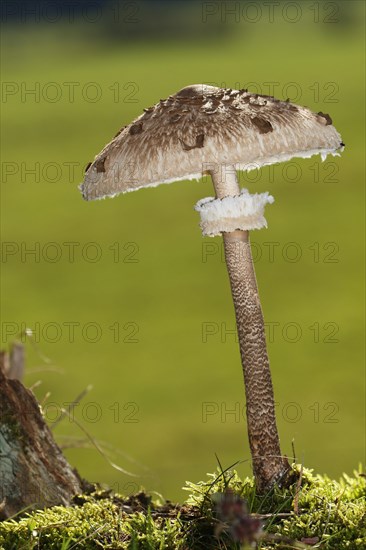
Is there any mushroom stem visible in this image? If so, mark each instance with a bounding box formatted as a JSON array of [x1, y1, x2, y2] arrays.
[[209, 168, 290, 492]]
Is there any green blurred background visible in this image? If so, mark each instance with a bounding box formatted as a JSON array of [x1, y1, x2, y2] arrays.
[[1, 1, 365, 501]]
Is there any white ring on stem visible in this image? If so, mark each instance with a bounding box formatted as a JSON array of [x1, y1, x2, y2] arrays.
[[195, 188, 275, 236]]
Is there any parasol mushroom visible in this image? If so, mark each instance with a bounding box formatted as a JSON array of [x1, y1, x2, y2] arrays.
[[80, 84, 344, 492]]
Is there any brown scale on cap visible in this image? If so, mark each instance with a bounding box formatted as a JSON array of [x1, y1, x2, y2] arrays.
[[95, 156, 106, 173], [251, 117, 273, 134], [81, 83, 344, 200], [129, 122, 143, 135], [317, 111, 333, 125], [179, 133, 205, 151]]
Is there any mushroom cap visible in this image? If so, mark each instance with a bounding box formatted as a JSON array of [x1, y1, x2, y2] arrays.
[[81, 84, 344, 201]]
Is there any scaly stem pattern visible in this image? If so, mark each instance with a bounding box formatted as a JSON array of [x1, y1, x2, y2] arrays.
[[210, 168, 289, 492]]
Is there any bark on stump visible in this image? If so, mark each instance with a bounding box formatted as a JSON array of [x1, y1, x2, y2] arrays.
[[0, 363, 83, 519]]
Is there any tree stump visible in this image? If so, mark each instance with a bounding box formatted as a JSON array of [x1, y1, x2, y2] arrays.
[[0, 358, 83, 519]]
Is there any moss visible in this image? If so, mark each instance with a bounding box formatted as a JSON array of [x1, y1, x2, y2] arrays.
[[184, 465, 366, 549], [0, 466, 364, 549]]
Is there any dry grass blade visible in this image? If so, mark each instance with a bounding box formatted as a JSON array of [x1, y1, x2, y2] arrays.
[[51, 385, 93, 429], [59, 408, 138, 477], [293, 463, 304, 515]]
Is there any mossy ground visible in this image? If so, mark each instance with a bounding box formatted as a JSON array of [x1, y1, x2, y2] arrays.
[[0, 465, 364, 549]]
